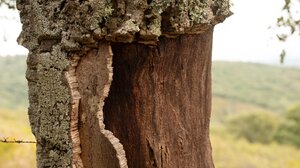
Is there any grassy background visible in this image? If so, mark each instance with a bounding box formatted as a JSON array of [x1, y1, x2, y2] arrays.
[[0, 108, 36, 168], [1, 56, 300, 167]]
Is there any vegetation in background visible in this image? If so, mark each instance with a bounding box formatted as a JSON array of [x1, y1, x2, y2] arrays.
[[0, 108, 36, 168], [226, 111, 280, 144], [212, 133, 300, 168], [0, 56, 35, 168], [0, 56, 27, 110], [274, 104, 300, 147], [276, 0, 300, 42], [212, 61, 300, 115]]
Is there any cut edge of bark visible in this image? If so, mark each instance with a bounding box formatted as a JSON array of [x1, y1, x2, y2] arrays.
[[65, 55, 84, 168], [96, 45, 128, 168], [65, 45, 128, 168]]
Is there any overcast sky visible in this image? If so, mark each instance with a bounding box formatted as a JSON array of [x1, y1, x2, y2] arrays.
[[0, 0, 299, 65], [213, 0, 300, 65], [0, 4, 27, 56]]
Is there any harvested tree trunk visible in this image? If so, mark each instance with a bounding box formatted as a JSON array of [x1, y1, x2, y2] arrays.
[[104, 32, 214, 168], [17, 0, 231, 167]]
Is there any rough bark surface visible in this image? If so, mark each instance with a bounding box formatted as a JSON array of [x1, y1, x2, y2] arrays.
[[25, 46, 72, 167], [104, 31, 214, 168], [17, 0, 230, 167], [17, 0, 231, 51]]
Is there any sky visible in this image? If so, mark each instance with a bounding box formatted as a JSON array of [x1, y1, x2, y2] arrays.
[[0, 4, 27, 56], [213, 0, 300, 65], [0, 0, 299, 65]]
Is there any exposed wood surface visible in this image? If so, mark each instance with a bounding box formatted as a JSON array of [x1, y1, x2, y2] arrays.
[[104, 30, 214, 168], [76, 42, 127, 168]]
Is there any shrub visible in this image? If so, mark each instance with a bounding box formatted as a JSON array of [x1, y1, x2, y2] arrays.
[[274, 104, 300, 147], [226, 111, 279, 143]]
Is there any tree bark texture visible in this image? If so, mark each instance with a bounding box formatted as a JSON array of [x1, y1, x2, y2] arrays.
[[104, 31, 214, 168], [17, 0, 230, 167]]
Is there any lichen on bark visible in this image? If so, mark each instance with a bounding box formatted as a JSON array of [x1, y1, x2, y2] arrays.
[[18, 0, 231, 49], [26, 46, 72, 167]]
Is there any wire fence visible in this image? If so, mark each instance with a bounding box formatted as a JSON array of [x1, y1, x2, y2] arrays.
[[0, 137, 36, 144]]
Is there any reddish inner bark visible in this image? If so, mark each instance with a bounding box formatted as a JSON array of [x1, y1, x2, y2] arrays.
[[104, 31, 214, 168]]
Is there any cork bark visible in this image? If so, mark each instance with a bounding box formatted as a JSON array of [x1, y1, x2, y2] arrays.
[[17, 0, 230, 167]]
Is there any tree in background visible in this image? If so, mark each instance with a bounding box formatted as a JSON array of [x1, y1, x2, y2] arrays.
[[276, 0, 300, 41], [226, 112, 279, 144], [276, 0, 300, 62], [16, 0, 230, 167], [274, 104, 300, 147]]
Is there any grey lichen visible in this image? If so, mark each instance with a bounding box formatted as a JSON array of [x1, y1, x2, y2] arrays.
[[188, 1, 214, 24], [212, 0, 232, 21], [26, 47, 72, 167], [18, 0, 231, 50]]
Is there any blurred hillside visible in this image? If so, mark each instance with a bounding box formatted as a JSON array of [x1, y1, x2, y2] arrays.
[[212, 61, 300, 122], [0, 56, 27, 110], [1, 56, 300, 168]]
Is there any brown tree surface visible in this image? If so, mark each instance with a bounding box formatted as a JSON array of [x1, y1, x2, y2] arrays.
[[17, 0, 230, 167]]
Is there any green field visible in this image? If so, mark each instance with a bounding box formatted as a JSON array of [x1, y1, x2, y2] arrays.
[[1, 56, 300, 167]]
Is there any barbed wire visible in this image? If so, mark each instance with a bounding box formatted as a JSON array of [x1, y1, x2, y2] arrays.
[[0, 137, 36, 144], [0, 137, 93, 167]]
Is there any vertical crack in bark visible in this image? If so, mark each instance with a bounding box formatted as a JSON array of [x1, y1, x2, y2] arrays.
[[67, 42, 127, 168]]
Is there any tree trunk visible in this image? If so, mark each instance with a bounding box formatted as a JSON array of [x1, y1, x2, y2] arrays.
[[17, 0, 230, 167], [104, 32, 214, 168]]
